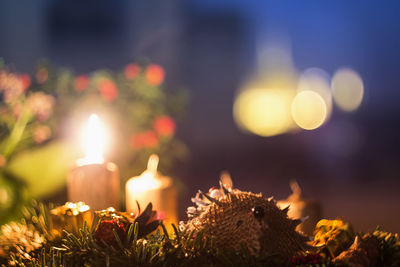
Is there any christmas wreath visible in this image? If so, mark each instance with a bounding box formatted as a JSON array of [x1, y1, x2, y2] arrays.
[[1, 181, 399, 267]]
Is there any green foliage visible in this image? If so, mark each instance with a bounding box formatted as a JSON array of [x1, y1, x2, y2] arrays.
[[9, 226, 281, 267], [4, 204, 400, 267], [373, 228, 400, 267], [0, 171, 27, 224], [6, 141, 78, 198], [0, 201, 281, 267]]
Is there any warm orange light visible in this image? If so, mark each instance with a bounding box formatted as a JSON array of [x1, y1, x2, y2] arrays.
[[126, 155, 162, 192], [78, 114, 108, 165], [233, 38, 299, 137]]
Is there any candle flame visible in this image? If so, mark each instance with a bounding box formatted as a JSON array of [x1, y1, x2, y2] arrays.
[[134, 172, 162, 190], [78, 114, 107, 165], [126, 154, 162, 192]]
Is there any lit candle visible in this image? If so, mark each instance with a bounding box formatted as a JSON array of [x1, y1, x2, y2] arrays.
[[67, 114, 120, 212], [277, 180, 321, 236], [125, 154, 177, 228]]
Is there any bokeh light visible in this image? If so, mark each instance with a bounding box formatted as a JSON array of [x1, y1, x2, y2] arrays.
[[233, 38, 299, 137], [233, 87, 295, 137], [331, 68, 364, 112], [234, 41, 366, 136], [291, 90, 327, 130], [298, 68, 332, 119]]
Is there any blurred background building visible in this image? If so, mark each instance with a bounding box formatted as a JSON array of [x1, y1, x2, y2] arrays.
[[1, 0, 400, 232]]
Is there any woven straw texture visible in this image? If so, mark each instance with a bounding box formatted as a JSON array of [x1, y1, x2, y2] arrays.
[[183, 190, 309, 262]]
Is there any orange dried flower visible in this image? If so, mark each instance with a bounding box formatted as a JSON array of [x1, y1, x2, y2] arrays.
[[130, 131, 159, 149], [33, 125, 52, 144], [26, 92, 55, 121], [0, 154, 6, 167], [19, 74, 31, 91], [124, 64, 140, 80], [154, 116, 176, 137], [99, 79, 118, 101], [145, 64, 165, 86], [74, 75, 89, 92], [36, 68, 48, 84]]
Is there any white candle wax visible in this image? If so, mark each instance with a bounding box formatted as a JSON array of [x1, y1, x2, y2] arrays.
[[125, 155, 177, 228]]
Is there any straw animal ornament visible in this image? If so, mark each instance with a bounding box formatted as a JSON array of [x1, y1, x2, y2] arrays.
[[180, 172, 310, 262]]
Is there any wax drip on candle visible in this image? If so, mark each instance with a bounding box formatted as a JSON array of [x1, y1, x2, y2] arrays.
[[131, 154, 162, 191]]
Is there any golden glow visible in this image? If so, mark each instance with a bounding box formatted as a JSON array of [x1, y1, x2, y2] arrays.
[[126, 154, 162, 192], [234, 88, 295, 137], [126, 173, 162, 192], [298, 68, 332, 119], [291, 90, 327, 130], [65, 202, 90, 215], [78, 114, 107, 165], [233, 38, 300, 137], [331, 68, 364, 112]]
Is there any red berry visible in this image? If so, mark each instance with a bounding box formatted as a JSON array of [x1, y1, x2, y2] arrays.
[[94, 219, 126, 248]]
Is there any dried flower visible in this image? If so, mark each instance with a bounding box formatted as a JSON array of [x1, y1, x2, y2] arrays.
[[0, 154, 6, 167], [99, 79, 118, 101], [12, 103, 23, 118], [145, 64, 165, 86], [26, 92, 55, 121], [33, 125, 52, 144], [154, 115, 176, 137], [35, 68, 48, 84], [313, 219, 354, 257], [18, 74, 31, 91], [130, 131, 159, 149], [74, 75, 89, 92], [124, 64, 140, 80], [0, 70, 24, 103], [4, 86, 24, 104]]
